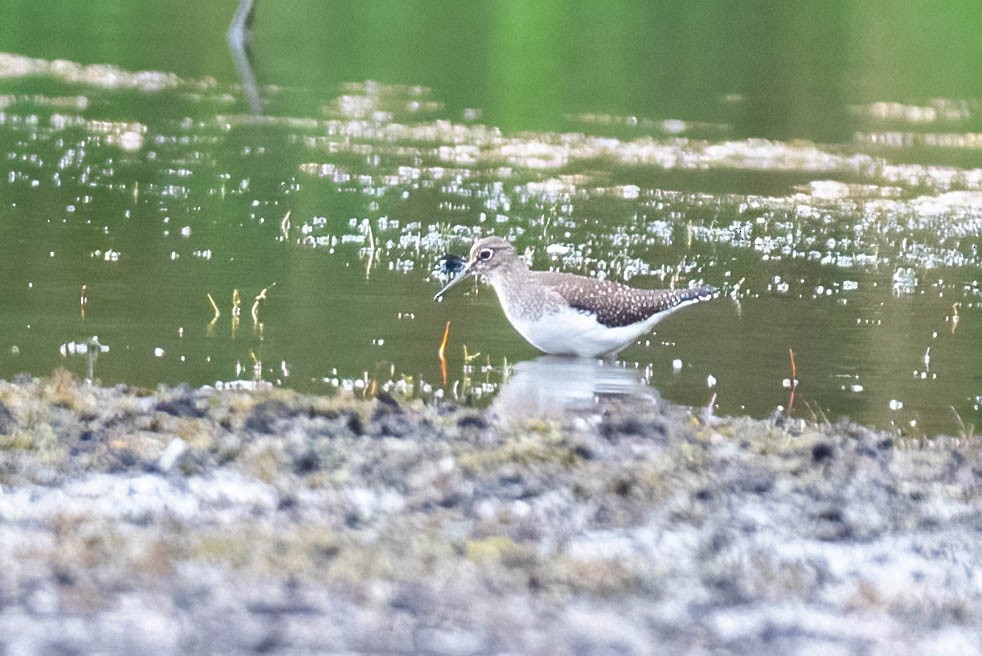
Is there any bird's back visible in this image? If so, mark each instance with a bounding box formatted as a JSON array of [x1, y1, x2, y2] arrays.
[[532, 271, 717, 328]]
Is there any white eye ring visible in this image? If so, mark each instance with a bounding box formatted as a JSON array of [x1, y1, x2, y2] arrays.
[[478, 248, 493, 261]]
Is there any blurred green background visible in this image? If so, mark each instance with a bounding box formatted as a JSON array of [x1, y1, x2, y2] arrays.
[[2, 0, 979, 136]]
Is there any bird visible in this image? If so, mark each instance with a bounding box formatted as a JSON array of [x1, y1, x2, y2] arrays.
[[433, 236, 717, 358]]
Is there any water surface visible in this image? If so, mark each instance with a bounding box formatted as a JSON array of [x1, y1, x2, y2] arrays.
[[0, 2, 980, 435]]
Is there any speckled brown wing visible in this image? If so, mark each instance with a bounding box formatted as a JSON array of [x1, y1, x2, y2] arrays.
[[534, 272, 717, 328]]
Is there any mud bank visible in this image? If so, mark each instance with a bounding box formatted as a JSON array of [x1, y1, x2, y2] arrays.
[[0, 371, 979, 655]]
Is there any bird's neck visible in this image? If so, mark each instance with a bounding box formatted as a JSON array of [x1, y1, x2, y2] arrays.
[[487, 258, 552, 321], [487, 257, 532, 292]]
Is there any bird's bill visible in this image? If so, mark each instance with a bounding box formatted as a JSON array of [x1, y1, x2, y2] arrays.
[[433, 266, 472, 300]]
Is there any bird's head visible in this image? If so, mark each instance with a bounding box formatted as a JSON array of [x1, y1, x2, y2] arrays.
[[433, 236, 518, 300]]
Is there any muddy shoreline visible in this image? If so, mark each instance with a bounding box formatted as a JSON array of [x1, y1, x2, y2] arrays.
[[0, 371, 979, 654]]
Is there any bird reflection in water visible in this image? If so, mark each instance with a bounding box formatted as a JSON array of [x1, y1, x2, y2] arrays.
[[490, 355, 658, 423]]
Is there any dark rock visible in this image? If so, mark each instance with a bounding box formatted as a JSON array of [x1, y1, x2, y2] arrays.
[[292, 450, 321, 475], [856, 443, 880, 458], [603, 415, 645, 438], [155, 393, 206, 418], [703, 529, 732, 555], [498, 472, 523, 486], [53, 566, 75, 586], [245, 401, 290, 434], [457, 414, 488, 429], [572, 444, 594, 460], [374, 412, 414, 438], [111, 449, 139, 470], [811, 442, 834, 464], [71, 428, 105, 452], [0, 400, 15, 434], [375, 391, 400, 409], [438, 492, 464, 508], [814, 507, 853, 541], [252, 631, 283, 654], [345, 411, 364, 436], [313, 543, 340, 561], [613, 478, 633, 497], [600, 412, 670, 441], [371, 399, 401, 421], [436, 401, 460, 416], [701, 573, 750, 605]]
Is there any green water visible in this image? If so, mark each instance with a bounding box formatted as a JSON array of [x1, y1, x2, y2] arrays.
[[0, 1, 980, 435]]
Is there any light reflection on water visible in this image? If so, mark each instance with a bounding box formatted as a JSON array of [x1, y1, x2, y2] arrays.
[[0, 55, 979, 435]]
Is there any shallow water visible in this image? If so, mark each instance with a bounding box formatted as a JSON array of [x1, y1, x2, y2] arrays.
[[0, 4, 980, 435]]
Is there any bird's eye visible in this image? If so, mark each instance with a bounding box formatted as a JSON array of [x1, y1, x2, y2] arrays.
[[478, 248, 493, 261]]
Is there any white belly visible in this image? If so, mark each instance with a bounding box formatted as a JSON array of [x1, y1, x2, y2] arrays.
[[503, 305, 669, 358]]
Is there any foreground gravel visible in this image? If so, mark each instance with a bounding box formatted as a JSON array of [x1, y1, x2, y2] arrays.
[[0, 371, 979, 655]]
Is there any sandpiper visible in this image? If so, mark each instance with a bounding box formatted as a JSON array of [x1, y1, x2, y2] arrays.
[[434, 237, 718, 358]]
